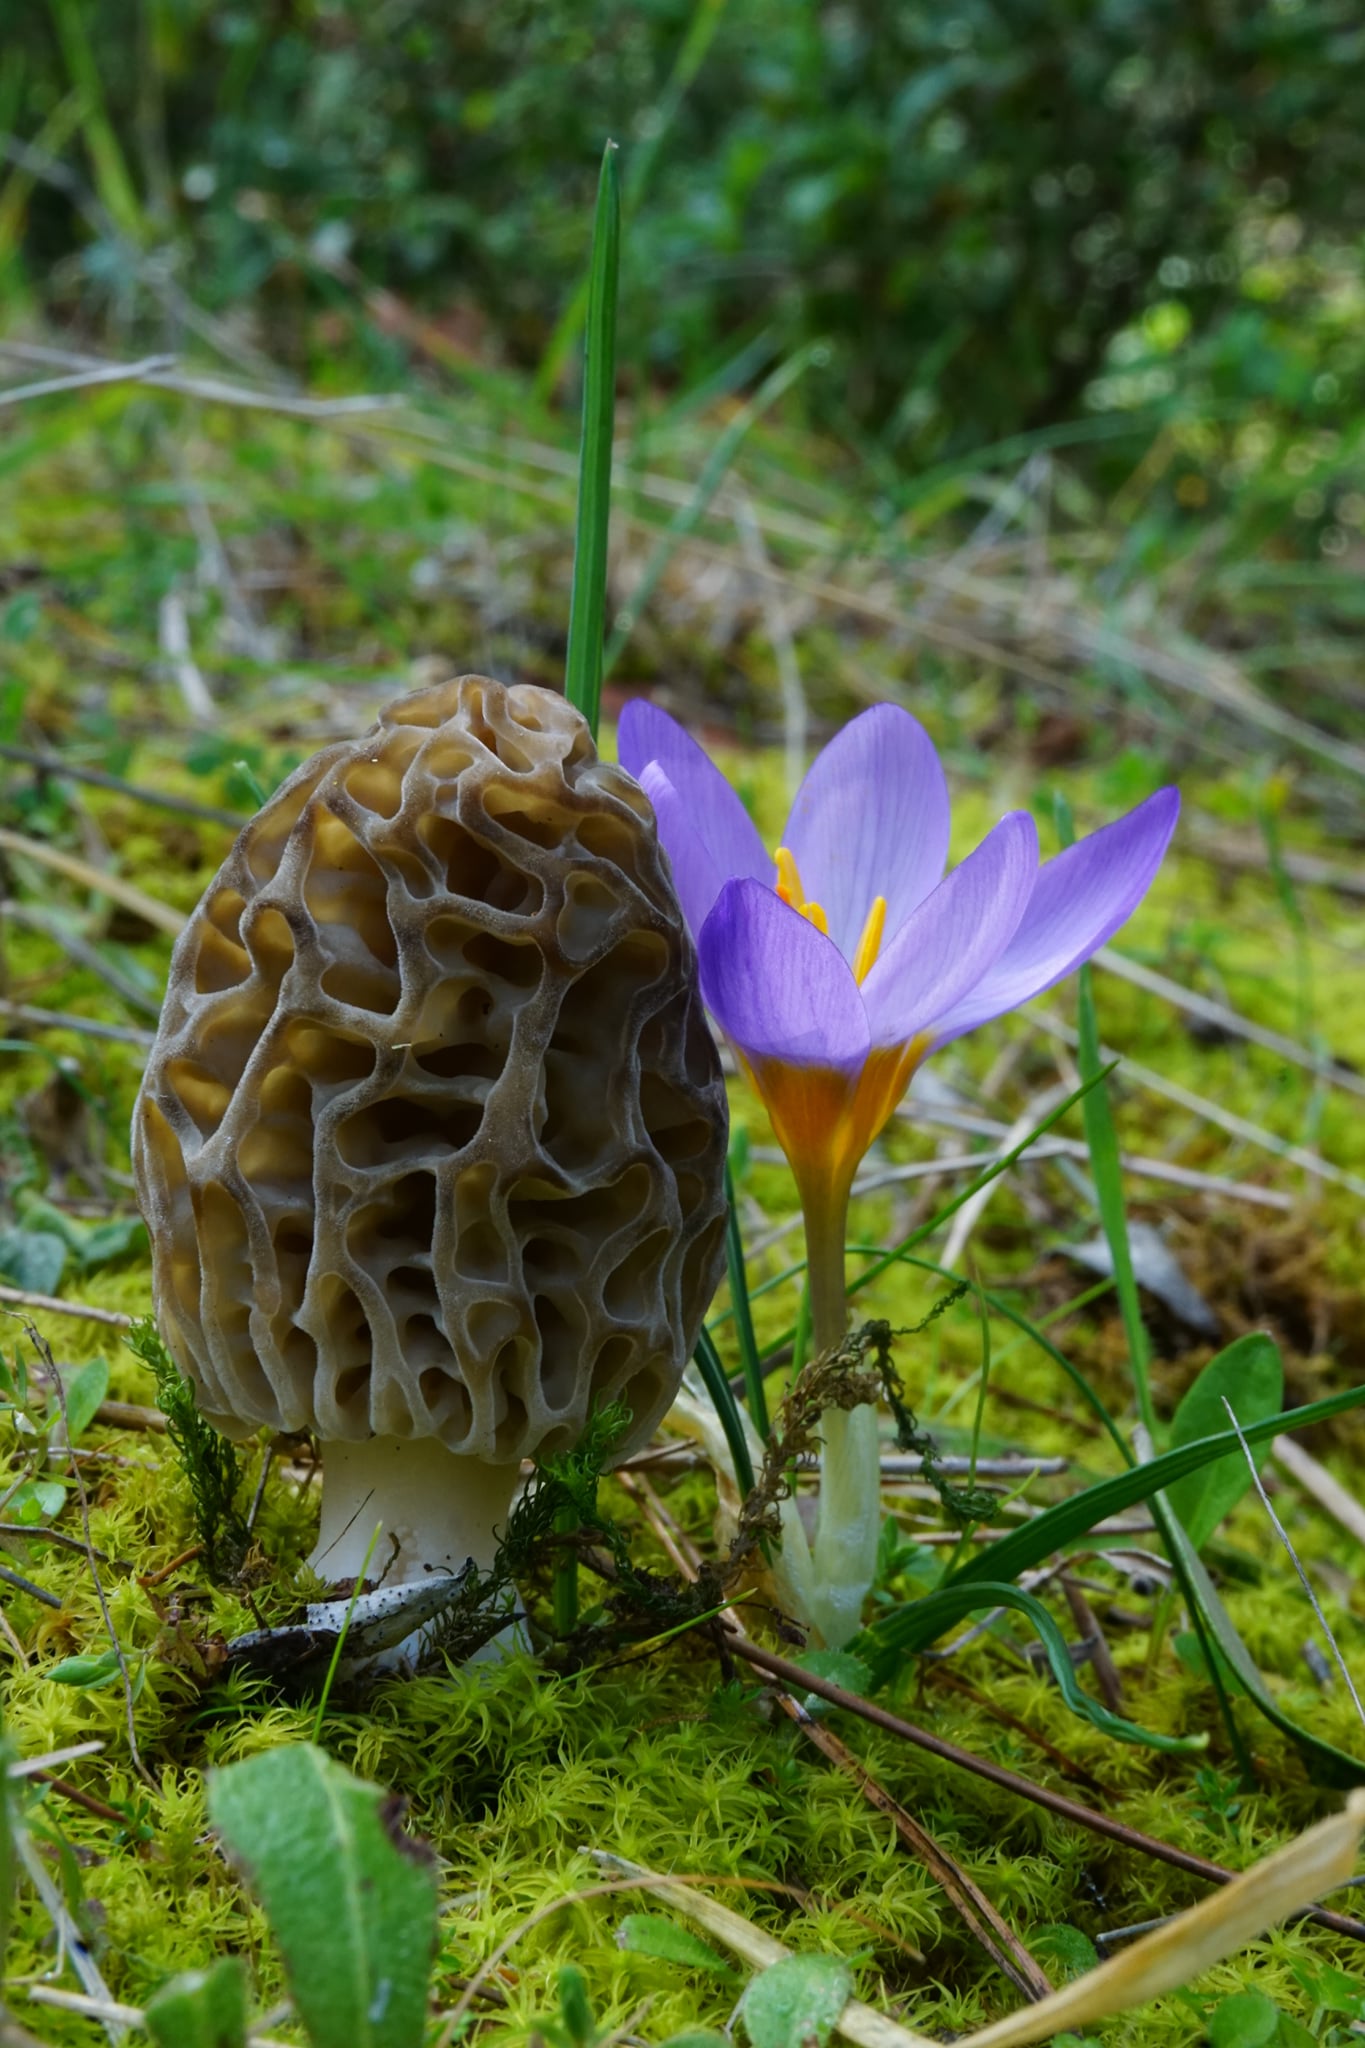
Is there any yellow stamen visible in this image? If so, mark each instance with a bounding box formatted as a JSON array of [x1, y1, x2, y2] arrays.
[[851, 894, 887, 984], [773, 845, 829, 936], [773, 845, 804, 908]]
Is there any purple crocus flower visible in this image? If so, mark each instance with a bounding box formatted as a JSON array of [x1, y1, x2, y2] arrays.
[[620, 698, 1178, 1343]]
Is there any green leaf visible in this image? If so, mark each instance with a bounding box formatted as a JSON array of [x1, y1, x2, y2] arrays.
[[1167, 1334, 1282, 1548], [617, 1914, 736, 1977], [8, 1479, 66, 1524], [557, 1964, 597, 2047], [934, 1376, 1365, 1601], [863, 1581, 1203, 1752], [76, 1216, 148, 1270], [692, 1322, 756, 1498], [1032, 1924, 1099, 1982], [47, 1648, 124, 1689], [660, 2034, 732, 2048], [208, 1743, 438, 2048], [1074, 956, 1152, 1420], [0, 1224, 67, 1295], [741, 1954, 852, 2048], [563, 140, 620, 740], [144, 1959, 249, 2048], [62, 1357, 110, 1443], [1207, 1989, 1281, 2048], [793, 1650, 872, 1715]]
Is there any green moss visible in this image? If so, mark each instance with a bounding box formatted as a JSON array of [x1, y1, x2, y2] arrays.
[[4, 400, 1365, 2046]]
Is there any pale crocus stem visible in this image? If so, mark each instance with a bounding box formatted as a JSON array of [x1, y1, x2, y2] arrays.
[[803, 1179, 883, 1650]]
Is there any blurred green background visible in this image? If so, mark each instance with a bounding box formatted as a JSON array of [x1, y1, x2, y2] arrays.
[[4, 0, 1365, 756], [7, 0, 1364, 464]]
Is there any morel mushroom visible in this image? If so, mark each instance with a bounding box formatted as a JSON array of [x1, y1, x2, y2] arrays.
[[133, 676, 728, 1594]]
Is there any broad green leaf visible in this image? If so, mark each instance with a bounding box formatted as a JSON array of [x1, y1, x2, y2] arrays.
[[793, 1650, 872, 1716], [617, 1913, 736, 1976], [557, 1965, 596, 2046], [1033, 1924, 1100, 1982], [76, 1216, 148, 1270], [208, 1743, 438, 2048], [1207, 1989, 1281, 2048], [62, 1357, 110, 1443], [863, 1581, 1203, 1752], [935, 1376, 1365, 1600], [1166, 1334, 1282, 1549], [0, 1224, 67, 1296], [47, 1649, 124, 1689], [741, 1954, 852, 2048], [144, 1958, 249, 2048], [8, 1479, 65, 1525]]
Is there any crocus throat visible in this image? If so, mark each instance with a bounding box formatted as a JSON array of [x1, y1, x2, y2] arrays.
[[773, 846, 887, 983]]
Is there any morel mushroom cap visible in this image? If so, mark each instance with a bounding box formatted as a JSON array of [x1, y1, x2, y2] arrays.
[[133, 676, 728, 1588]]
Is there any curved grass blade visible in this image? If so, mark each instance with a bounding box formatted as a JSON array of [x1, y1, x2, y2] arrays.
[[1164, 1509, 1365, 1788], [860, 1581, 1205, 1753], [564, 141, 621, 741]]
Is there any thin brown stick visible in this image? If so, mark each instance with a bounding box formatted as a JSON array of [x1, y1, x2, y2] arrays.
[[0, 1563, 62, 1609], [617, 1470, 1052, 1998], [730, 1637, 1365, 1944], [0, 738, 243, 828], [93, 1400, 166, 1434], [1061, 1577, 1125, 1716], [0, 1285, 132, 1329], [138, 1544, 202, 1588], [924, 1666, 1113, 1795], [30, 1773, 130, 1825], [0, 825, 184, 937], [786, 1698, 1052, 2001]]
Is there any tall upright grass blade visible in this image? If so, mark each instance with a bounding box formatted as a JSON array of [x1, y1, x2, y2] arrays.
[[563, 141, 621, 741], [535, 0, 729, 404], [725, 1163, 768, 1438], [47, 0, 145, 242], [692, 1323, 755, 1498], [1075, 958, 1154, 1431]]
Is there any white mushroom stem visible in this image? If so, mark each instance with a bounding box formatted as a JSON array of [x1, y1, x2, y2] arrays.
[[308, 1437, 521, 1588]]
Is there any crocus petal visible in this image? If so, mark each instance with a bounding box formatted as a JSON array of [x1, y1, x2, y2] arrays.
[[617, 700, 769, 924], [782, 703, 950, 958], [860, 811, 1039, 1046], [638, 764, 727, 937], [929, 787, 1181, 1047], [698, 878, 870, 1070]]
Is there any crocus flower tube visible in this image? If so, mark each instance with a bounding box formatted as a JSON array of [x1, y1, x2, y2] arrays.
[[620, 699, 1178, 1646]]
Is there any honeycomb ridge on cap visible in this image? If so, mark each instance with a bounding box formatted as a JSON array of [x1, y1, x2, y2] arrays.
[[132, 675, 729, 1464]]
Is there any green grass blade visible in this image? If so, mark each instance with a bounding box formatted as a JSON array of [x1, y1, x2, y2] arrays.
[[563, 141, 621, 741], [725, 1163, 768, 1438], [692, 1324, 755, 1498], [1075, 957, 1154, 1430], [535, 0, 728, 404], [47, 0, 145, 243], [938, 1371, 1365, 1599], [862, 1582, 1204, 1753]]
